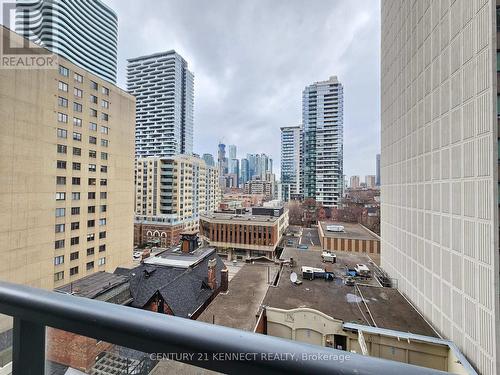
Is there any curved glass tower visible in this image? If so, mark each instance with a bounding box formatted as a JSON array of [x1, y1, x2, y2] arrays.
[[15, 0, 118, 83]]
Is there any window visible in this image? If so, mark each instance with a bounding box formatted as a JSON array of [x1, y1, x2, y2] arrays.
[[71, 192, 80, 200], [72, 162, 81, 170], [99, 231, 106, 239], [70, 251, 79, 261], [58, 96, 68, 107], [71, 207, 80, 215], [74, 88, 83, 98], [57, 144, 67, 154], [88, 192, 96, 200], [71, 222, 80, 230], [72, 177, 80, 185], [58, 112, 68, 123], [89, 122, 97, 131], [59, 65, 69, 77], [98, 257, 106, 266], [73, 147, 81, 156], [90, 95, 98, 104], [99, 218, 106, 226], [57, 128, 67, 138], [101, 139, 108, 147], [58, 81, 68, 92], [88, 178, 96, 186], [54, 271, 64, 281], [88, 206, 96, 213], [55, 240, 65, 249], [73, 117, 82, 127], [54, 255, 64, 265], [86, 261, 95, 271], [101, 113, 108, 121], [100, 165, 107, 173], [74, 72, 83, 83], [100, 192, 107, 199], [90, 108, 97, 117], [70, 266, 79, 276], [89, 136, 97, 144], [55, 208, 66, 217], [87, 219, 95, 228], [102, 86, 109, 96], [56, 176, 66, 185], [73, 132, 82, 141], [55, 192, 66, 201], [99, 244, 106, 252], [89, 164, 96, 172], [100, 205, 107, 213], [90, 81, 98, 90], [101, 100, 109, 109], [55, 224, 65, 233], [70, 237, 79, 245], [87, 233, 95, 242], [89, 150, 97, 158], [101, 152, 108, 160], [73, 102, 82, 112], [87, 247, 95, 256], [100, 179, 107, 186]]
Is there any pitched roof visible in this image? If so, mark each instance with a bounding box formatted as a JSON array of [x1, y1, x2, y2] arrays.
[[116, 254, 225, 318]]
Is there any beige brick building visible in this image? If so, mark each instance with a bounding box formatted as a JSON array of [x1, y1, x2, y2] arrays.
[[0, 27, 135, 290], [134, 155, 220, 247]]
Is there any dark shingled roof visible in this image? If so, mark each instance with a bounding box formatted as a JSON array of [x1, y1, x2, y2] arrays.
[[55, 271, 129, 299], [116, 254, 225, 318]]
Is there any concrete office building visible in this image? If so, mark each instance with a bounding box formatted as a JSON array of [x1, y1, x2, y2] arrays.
[[0, 27, 135, 289], [128, 51, 194, 158], [280, 126, 302, 201], [365, 175, 376, 189], [350, 175, 360, 189], [134, 155, 220, 247], [16, 0, 118, 83], [302, 76, 344, 207], [381, 1, 499, 373]]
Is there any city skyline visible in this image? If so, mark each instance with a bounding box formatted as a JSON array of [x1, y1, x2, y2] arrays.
[[102, 0, 380, 178]]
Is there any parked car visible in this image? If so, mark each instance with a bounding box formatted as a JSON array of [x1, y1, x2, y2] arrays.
[[133, 251, 142, 260], [354, 264, 370, 277], [298, 244, 308, 250], [321, 251, 336, 263]]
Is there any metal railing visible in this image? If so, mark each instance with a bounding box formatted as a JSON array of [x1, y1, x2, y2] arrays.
[[0, 280, 446, 374]]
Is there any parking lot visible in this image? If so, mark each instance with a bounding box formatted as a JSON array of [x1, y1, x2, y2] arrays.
[[299, 227, 321, 247]]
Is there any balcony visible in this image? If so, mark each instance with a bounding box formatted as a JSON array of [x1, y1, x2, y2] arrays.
[[0, 280, 444, 374]]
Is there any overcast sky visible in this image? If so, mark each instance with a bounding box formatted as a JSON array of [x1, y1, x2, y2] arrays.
[[104, 0, 381, 179]]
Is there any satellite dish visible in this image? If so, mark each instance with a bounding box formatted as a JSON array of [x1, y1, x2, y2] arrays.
[[290, 272, 298, 283]]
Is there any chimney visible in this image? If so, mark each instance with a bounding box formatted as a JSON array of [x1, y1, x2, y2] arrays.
[[207, 259, 217, 290], [220, 269, 228, 292], [180, 232, 198, 253]]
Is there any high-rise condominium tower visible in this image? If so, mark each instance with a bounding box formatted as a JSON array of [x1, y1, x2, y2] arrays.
[[16, 0, 118, 83], [0, 27, 135, 289], [228, 145, 237, 160], [302, 76, 343, 207], [128, 51, 194, 158], [280, 126, 302, 201], [381, 1, 499, 373]]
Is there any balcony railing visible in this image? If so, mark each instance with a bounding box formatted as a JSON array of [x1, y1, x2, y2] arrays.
[[0, 280, 445, 374]]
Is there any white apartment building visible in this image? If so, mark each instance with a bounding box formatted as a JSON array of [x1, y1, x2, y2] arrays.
[[381, 1, 499, 373], [280, 126, 302, 201], [127, 51, 194, 157], [302, 76, 344, 207]]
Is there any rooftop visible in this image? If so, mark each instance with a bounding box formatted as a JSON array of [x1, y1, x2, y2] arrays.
[[197, 263, 279, 331], [200, 212, 281, 223], [319, 221, 379, 241], [55, 272, 128, 299], [145, 245, 217, 268], [263, 248, 438, 337]]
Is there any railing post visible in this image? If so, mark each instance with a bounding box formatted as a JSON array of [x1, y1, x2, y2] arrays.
[[12, 317, 45, 375]]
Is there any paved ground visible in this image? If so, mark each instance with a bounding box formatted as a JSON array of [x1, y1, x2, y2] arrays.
[[222, 259, 244, 281], [197, 263, 279, 331], [299, 227, 321, 247]]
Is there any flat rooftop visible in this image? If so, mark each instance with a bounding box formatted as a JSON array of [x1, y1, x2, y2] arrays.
[[201, 212, 280, 223], [320, 221, 379, 241], [55, 272, 128, 299], [197, 263, 279, 331], [144, 245, 216, 268], [263, 248, 438, 337]]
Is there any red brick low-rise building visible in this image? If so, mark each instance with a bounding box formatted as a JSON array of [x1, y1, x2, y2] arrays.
[[134, 221, 183, 248]]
